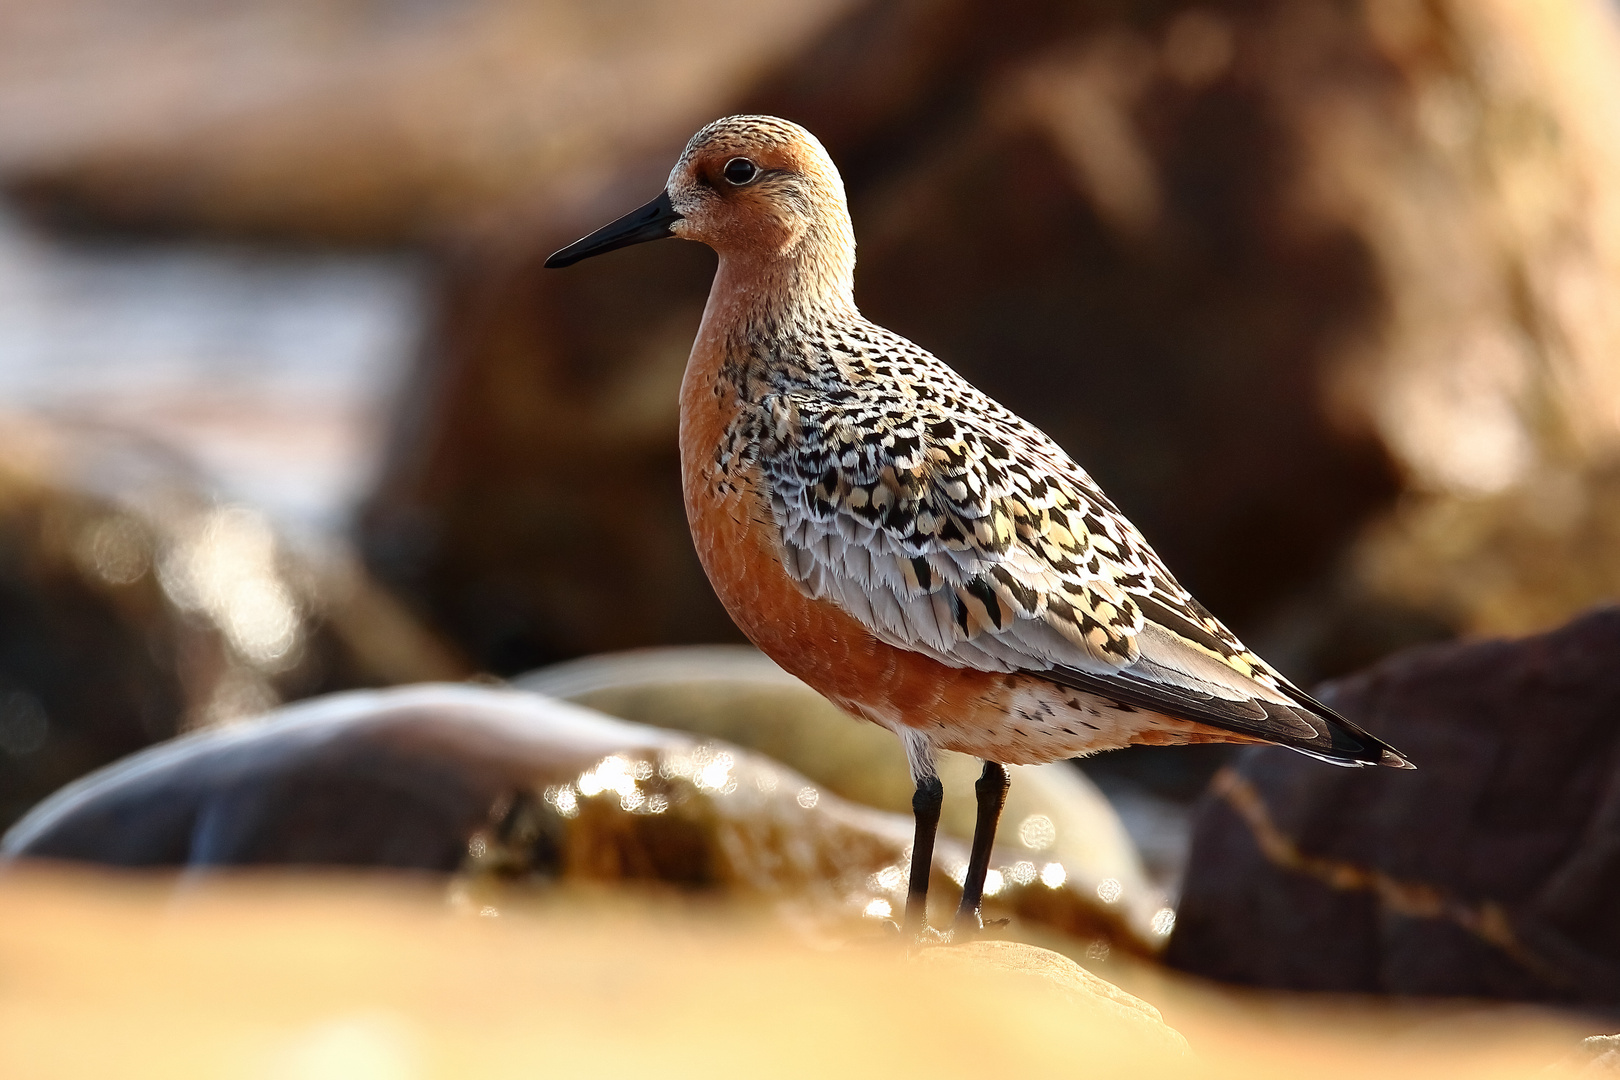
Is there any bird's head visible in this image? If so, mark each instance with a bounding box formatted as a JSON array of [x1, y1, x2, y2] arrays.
[[545, 115, 854, 290]]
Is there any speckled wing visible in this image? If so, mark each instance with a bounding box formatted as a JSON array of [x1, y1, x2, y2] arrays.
[[755, 346, 1403, 767]]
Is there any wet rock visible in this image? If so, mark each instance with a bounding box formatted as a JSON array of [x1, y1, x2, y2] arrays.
[[519, 644, 1171, 946], [4, 681, 1162, 952], [0, 414, 468, 834], [1166, 605, 1620, 1005]]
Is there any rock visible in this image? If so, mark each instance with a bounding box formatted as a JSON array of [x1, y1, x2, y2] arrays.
[[0, 413, 468, 834], [915, 940, 1190, 1059], [3, 867, 1600, 1078], [0, 0, 853, 242], [517, 644, 1169, 952], [1166, 605, 1620, 1005], [2, 680, 1162, 952], [1, 684, 665, 871], [1553, 1035, 1620, 1076], [0, 871, 1213, 1078]]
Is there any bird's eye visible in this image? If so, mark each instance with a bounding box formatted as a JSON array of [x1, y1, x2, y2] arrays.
[[722, 157, 759, 185]]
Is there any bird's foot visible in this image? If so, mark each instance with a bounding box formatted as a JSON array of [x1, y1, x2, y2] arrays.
[[949, 912, 1011, 943], [883, 920, 951, 950]]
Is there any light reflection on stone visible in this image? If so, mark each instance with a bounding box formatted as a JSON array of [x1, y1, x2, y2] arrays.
[[1019, 814, 1057, 851], [870, 866, 904, 892], [696, 751, 734, 792], [457, 738, 1161, 955], [520, 647, 1172, 950], [542, 784, 579, 819], [157, 505, 302, 670], [72, 514, 151, 586], [576, 754, 631, 798]]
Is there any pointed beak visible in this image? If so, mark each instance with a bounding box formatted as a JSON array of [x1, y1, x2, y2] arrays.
[[544, 191, 683, 268]]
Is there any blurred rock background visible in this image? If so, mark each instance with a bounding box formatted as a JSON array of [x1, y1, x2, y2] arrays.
[[1, 0, 1620, 1010], [3, 0, 1617, 683]]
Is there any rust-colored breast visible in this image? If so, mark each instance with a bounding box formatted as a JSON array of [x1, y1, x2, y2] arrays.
[[676, 345, 993, 736], [674, 337, 1249, 764]]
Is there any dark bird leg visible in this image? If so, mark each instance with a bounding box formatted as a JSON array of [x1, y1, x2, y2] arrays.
[[904, 774, 945, 937], [954, 761, 1010, 934]]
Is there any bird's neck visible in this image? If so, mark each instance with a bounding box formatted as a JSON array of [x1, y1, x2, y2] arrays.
[[717, 214, 856, 323], [690, 229, 857, 379]]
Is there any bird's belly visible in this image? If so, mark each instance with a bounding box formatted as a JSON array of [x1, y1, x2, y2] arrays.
[[679, 462, 1229, 763]]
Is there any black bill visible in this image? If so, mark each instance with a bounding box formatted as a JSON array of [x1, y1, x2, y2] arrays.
[[544, 191, 683, 268]]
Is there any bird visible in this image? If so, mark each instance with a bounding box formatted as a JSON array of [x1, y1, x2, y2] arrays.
[[545, 115, 1413, 939]]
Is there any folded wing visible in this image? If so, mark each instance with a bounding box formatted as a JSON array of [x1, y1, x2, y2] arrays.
[[756, 342, 1408, 769]]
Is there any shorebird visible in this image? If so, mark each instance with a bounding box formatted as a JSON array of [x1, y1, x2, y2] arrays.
[[546, 115, 1413, 938]]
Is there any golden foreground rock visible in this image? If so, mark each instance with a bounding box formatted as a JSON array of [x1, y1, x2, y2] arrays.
[[0, 868, 1596, 1079]]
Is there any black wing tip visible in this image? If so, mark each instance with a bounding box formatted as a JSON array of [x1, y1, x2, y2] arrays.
[[1378, 746, 1417, 770], [1284, 732, 1415, 769], [1292, 687, 1415, 770], [1037, 663, 1416, 769]]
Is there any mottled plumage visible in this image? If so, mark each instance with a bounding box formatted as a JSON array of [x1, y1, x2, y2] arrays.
[[547, 114, 1411, 935]]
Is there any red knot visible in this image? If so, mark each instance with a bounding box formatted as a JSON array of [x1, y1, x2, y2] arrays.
[[547, 114, 1413, 939]]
